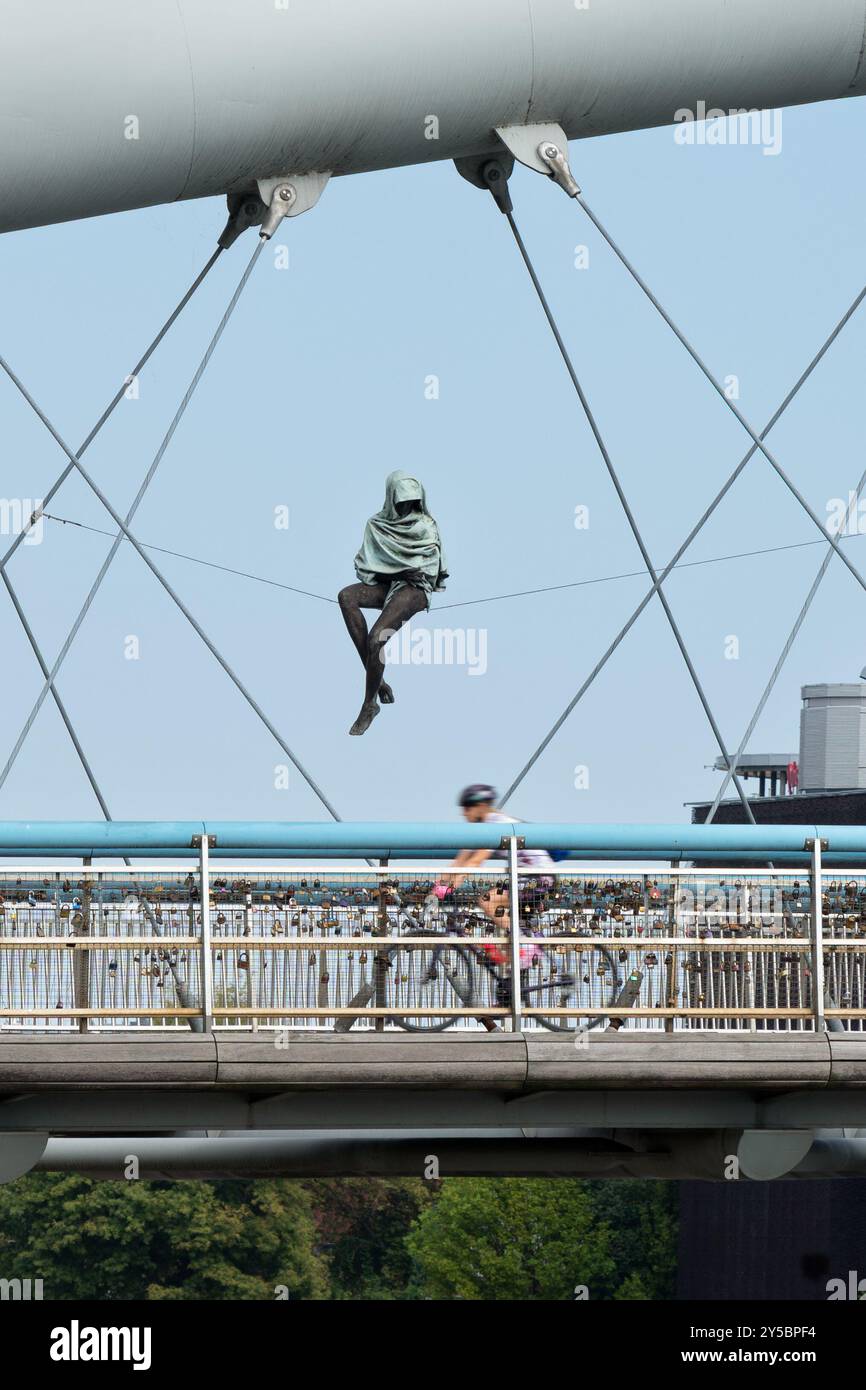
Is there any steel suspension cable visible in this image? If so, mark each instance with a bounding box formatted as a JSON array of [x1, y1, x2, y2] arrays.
[[0, 238, 265, 796], [0, 247, 223, 570], [502, 281, 866, 803], [0, 245, 222, 829], [503, 208, 757, 824], [706, 469, 866, 820], [1, 245, 221, 889], [0, 569, 114, 817], [40, 506, 865, 610], [0, 239, 343, 823], [576, 194, 866, 599]]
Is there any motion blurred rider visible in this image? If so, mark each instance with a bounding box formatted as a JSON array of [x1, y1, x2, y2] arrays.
[[445, 783, 556, 909], [433, 784, 557, 1030]]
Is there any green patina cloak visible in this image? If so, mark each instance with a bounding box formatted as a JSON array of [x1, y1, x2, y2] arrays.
[[354, 471, 448, 608]]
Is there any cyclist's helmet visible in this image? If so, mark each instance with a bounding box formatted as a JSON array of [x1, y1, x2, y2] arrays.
[[458, 783, 498, 808]]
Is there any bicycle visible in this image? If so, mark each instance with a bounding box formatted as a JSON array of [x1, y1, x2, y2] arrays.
[[335, 886, 643, 1033]]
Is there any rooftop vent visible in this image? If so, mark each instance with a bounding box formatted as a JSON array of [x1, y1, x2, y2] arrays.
[[799, 683, 866, 793]]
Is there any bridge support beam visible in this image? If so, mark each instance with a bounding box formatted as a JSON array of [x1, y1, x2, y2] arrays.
[[27, 1130, 866, 1181], [0, 1132, 48, 1184]]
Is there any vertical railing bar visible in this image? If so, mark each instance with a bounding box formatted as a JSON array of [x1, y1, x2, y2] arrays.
[[810, 837, 826, 1034], [73, 855, 92, 1033], [508, 837, 522, 1032], [667, 865, 677, 1033], [374, 858, 389, 1031], [667, 872, 681, 1039], [198, 834, 214, 1031], [242, 887, 254, 1026]]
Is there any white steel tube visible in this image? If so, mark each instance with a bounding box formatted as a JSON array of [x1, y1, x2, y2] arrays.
[[1, 0, 865, 233]]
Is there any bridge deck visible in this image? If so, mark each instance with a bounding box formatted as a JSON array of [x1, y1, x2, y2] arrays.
[[1, 1031, 864, 1093]]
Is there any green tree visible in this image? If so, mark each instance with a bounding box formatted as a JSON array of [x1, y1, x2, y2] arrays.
[[406, 1178, 614, 1300], [0, 1174, 328, 1300], [305, 1178, 430, 1299], [586, 1181, 678, 1300], [612, 1272, 651, 1300]]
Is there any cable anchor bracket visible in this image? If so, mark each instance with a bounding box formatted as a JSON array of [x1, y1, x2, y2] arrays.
[[455, 150, 515, 214], [256, 171, 331, 240], [494, 122, 580, 198], [218, 193, 269, 250], [537, 141, 581, 199], [480, 159, 514, 215]]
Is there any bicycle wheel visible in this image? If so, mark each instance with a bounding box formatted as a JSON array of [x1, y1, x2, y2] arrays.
[[393, 938, 481, 1032], [530, 943, 622, 1033]]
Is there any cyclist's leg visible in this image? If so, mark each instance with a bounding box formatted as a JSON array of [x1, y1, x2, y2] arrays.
[[470, 887, 508, 1032], [477, 884, 518, 1032]]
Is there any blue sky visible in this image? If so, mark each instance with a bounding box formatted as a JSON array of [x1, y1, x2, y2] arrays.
[[1, 96, 865, 830]]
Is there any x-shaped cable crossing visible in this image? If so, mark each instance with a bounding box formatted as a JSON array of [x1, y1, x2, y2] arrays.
[[0, 233, 341, 825], [0, 174, 863, 835], [496, 175, 866, 827]]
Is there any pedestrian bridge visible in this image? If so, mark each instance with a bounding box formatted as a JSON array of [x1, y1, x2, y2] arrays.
[[2, 819, 866, 1181]]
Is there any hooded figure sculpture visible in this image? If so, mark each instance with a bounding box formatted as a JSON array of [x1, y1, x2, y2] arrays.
[[338, 471, 448, 735]]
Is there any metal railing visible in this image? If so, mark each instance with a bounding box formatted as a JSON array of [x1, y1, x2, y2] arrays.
[[1, 839, 865, 1033]]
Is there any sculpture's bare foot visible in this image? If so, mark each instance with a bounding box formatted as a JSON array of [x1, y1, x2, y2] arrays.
[[349, 701, 380, 736], [379, 681, 395, 704]]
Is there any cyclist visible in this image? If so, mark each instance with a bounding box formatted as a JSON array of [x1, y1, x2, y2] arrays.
[[428, 788, 635, 1036], [438, 783, 556, 962]]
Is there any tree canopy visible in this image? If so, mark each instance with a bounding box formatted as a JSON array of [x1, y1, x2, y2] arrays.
[[0, 1172, 678, 1300], [0, 1174, 328, 1300], [406, 1178, 616, 1300]]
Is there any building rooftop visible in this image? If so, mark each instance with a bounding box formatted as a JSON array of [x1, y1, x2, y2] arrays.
[[711, 755, 796, 773]]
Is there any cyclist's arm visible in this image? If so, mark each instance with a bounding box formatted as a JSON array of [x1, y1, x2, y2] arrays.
[[444, 847, 490, 890]]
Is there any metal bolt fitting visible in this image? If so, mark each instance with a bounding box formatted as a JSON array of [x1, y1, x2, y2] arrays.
[[538, 141, 581, 198]]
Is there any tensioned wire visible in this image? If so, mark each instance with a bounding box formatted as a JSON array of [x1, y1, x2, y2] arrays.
[[36, 512, 866, 611], [0, 244, 224, 843], [0, 244, 224, 879], [0, 231, 257, 1013], [31, 263, 866, 823], [0, 247, 223, 570], [0, 241, 257, 800], [4, 181, 864, 836], [499, 260, 866, 804], [706, 467, 866, 820], [500, 206, 759, 825], [576, 191, 866, 599], [566, 200, 866, 823], [0, 237, 344, 824]]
